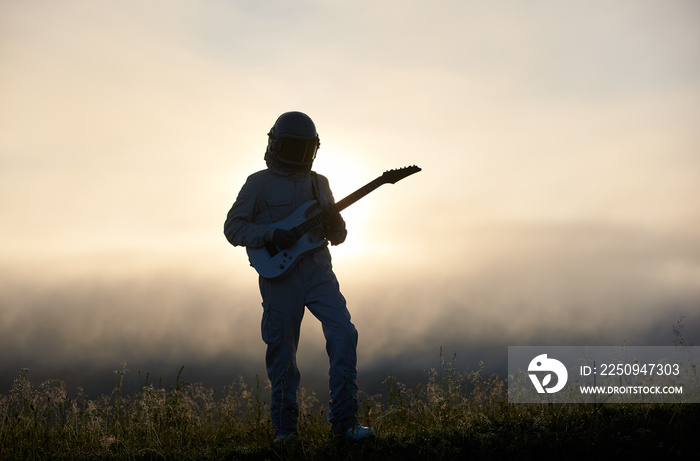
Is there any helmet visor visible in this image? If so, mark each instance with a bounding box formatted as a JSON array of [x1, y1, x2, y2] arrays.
[[277, 137, 318, 165]]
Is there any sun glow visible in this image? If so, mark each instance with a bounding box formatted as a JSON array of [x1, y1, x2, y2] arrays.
[[313, 149, 377, 260]]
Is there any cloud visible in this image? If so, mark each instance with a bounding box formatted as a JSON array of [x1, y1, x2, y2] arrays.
[[2, 216, 699, 397], [1, 0, 699, 398]]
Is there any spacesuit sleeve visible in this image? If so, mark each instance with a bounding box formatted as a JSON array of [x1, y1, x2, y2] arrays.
[[223, 177, 274, 248], [317, 174, 347, 245]]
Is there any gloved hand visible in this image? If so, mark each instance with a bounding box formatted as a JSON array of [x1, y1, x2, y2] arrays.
[[321, 204, 347, 246], [272, 228, 296, 249], [321, 203, 343, 227]]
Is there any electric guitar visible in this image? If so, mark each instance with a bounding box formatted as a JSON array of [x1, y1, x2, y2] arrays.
[[247, 165, 421, 280]]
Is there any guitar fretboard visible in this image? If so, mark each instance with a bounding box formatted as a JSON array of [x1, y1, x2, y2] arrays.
[[336, 178, 385, 212], [290, 177, 385, 238]]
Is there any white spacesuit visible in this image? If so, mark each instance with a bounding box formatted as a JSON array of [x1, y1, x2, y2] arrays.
[[224, 112, 374, 441]]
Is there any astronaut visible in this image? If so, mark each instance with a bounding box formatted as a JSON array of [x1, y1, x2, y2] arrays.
[[224, 111, 375, 441]]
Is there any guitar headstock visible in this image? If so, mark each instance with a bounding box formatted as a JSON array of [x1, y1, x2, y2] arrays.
[[381, 165, 422, 184]]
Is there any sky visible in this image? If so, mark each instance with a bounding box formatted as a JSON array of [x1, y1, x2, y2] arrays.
[[1, 0, 699, 396]]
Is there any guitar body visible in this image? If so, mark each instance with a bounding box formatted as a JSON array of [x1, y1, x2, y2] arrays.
[[245, 165, 421, 280], [246, 200, 328, 280]]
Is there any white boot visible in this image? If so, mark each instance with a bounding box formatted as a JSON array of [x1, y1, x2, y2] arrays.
[[344, 424, 376, 440]]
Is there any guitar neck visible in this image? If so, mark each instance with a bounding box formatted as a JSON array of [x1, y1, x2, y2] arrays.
[[335, 177, 386, 212], [291, 177, 386, 238]]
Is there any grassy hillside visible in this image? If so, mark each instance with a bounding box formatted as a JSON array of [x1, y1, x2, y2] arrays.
[[1, 356, 696, 460]]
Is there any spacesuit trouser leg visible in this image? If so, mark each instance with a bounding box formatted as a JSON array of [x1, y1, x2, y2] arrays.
[[259, 275, 305, 438], [303, 252, 359, 434], [259, 250, 359, 437]]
